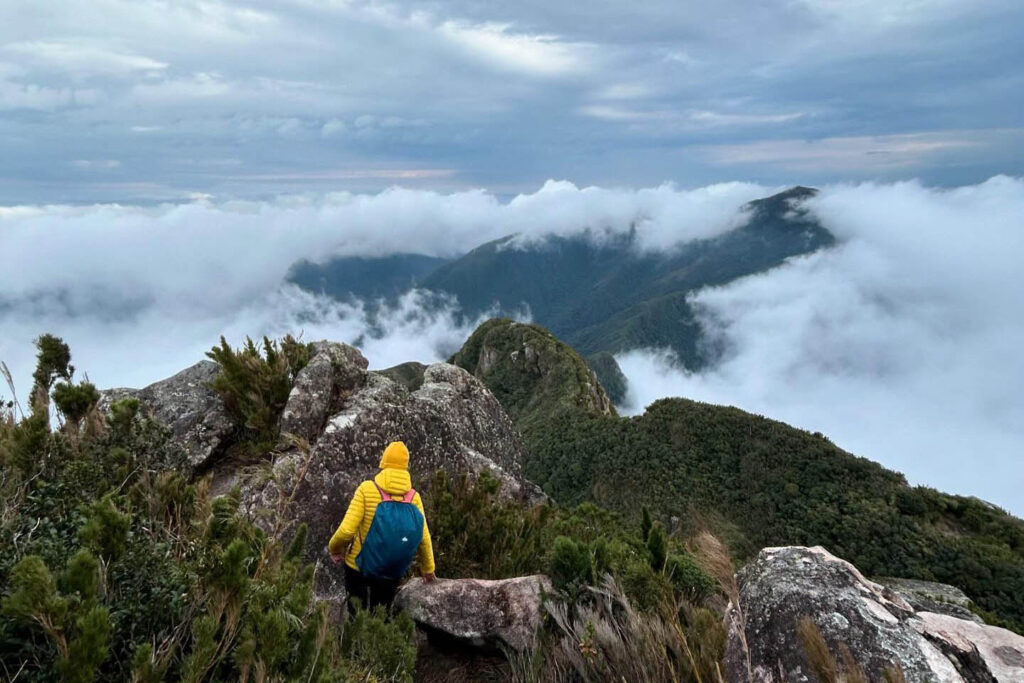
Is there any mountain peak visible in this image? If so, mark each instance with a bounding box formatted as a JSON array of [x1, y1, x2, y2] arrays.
[[450, 318, 615, 429]]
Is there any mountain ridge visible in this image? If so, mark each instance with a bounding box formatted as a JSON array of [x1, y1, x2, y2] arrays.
[[451, 318, 1024, 632], [289, 186, 835, 368]]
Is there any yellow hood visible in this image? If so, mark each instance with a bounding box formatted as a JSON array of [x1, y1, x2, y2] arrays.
[[379, 441, 409, 470], [374, 468, 412, 495]]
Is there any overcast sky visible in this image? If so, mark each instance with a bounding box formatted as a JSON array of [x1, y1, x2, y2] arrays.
[[2, 0, 1023, 202]]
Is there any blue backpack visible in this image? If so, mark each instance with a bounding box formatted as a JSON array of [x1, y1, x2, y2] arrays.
[[356, 484, 425, 579]]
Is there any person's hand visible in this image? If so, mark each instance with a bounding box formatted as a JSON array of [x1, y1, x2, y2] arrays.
[[422, 572, 437, 583], [330, 553, 344, 564]]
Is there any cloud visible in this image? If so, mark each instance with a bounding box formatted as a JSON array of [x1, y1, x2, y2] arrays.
[[4, 41, 167, 78], [437, 21, 590, 76], [0, 180, 759, 394], [502, 180, 770, 251], [701, 131, 995, 170], [70, 159, 121, 169], [617, 176, 1024, 516], [0, 79, 100, 110], [1, 0, 1022, 198]]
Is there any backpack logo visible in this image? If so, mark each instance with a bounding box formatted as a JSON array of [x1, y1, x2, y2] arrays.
[[356, 485, 424, 580]]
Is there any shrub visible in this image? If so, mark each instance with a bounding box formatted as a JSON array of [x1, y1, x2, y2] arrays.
[[206, 334, 313, 449], [425, 470, 552, 579], [52, 380, 100, 427], [342, 606, 417, 682], [550, 536, 594, 596], [0, 335, 359, 681], [647, 521, 668, 571], [665, 552, 716, 602]]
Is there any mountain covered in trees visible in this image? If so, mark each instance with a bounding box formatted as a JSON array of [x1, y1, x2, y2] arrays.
[[290, 186, 834, 368], [450, 319, 1024, 633]]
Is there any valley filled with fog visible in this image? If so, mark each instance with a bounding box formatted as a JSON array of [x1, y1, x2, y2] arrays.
[[2, 177, 1022, 514]]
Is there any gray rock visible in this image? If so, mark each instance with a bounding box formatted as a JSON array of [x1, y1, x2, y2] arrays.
[[99, 360, 233, 471], [917, 612, 1024, 682], [279, 341, 368, 444], [724, 546, 1024, 682], [239, 353, 537, 572], [395, 575, 551, 652], [880, 577, 984, 624]]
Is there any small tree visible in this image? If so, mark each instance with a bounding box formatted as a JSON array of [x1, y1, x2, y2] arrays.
[[641, 506, 652, 543], [647, 522, 667, 572], [31, 334, 73, 415]]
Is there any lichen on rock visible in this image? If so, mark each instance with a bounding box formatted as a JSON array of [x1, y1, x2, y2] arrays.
[[99, 360, 233, 471], [724, 545, 1024, 682]]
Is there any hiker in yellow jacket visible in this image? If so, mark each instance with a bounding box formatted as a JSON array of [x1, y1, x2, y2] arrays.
[[328, 441, 436, 613]]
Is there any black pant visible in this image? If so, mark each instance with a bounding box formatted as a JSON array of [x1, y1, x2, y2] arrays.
[[344, 564, 399, 616]]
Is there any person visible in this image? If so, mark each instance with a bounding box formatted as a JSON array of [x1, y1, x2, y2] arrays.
[[328, 441, 436, 614]]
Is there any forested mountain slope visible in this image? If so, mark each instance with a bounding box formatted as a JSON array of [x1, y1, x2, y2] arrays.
[[288, 253, 449, 300], [452, 319, 1024, 631], [429, 186, 833, 366], [289, 187, 834, 367]]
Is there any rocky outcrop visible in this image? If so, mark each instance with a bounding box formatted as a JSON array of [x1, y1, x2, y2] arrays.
[[880, 577, 984, 624], [724, 546, 1024, 682], [917, 612, 1024, 681], [395, 575, 551, 652], [235, 342, 540, 572], [99, 360, 233, 470], [279, 341, 368, 443], [99, 340, 544, 620]]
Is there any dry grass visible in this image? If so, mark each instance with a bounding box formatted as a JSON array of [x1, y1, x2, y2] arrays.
[[798, 617, 838, 682], [510, 575, 726, 683], [798, 616, 882, 683], [690, 531, 749, 681]]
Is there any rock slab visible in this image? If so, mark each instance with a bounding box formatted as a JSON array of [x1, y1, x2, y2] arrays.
[[396, 575, 551, 652], [724, 546, 1024, 682]]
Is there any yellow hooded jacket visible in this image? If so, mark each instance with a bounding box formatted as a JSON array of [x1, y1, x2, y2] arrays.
[[327, 442, 435, 574]]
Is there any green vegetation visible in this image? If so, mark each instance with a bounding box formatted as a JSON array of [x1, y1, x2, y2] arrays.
[[426, 471, 727, 682], [288, 254, 450, 301], [206, 334, 313, 450], [375, 362, 428, 392], [0, 336, 405, 681], [585, 352, 628, 405], [454, 319, 1024, 633], [451, 318, 614, 435], [2, 334, 730, 681]]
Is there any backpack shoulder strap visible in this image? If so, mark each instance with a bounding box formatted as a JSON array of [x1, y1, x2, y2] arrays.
[[401, 488, 417, 504], [375, 483, 393, 503]]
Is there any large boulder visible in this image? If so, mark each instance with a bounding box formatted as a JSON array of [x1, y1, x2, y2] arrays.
[[724, 546, 1024, 682], [395, 575, 551, 652], [99, 360, 233, 471]]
